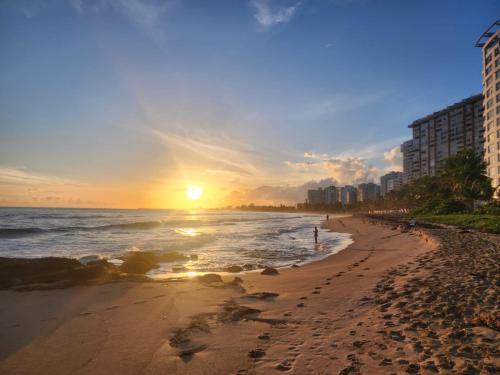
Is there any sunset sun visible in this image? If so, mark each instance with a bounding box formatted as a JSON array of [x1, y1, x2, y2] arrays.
[[186, 185, 203, 201]]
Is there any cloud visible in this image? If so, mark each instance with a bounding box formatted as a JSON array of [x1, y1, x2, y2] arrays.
[[71, 0, 177, 41], [323, 157, 379, 185], [227, 177, 338, 205], [250, 0, 302, 28], [383, 145, 403, 172], [147, 127, 261, 178], [0, 167, 80, 187], [305, 91, 388, 118]]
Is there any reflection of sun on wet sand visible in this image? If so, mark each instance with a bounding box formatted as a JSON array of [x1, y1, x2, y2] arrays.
[[1, 216, 498, 374]]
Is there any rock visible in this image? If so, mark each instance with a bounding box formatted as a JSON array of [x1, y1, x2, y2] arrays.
[[242, 264, 256, 270], [120, 252, 159, 274], [0, 257, 117, 290], [248, 349, 265, 359], [244, 292, 279, 300], [261, 267, 279, 275], [233, 277, 243, 283], [292, 264, 300, 268], [178, 344, 207, 360], [197, 273, 222, 284], [379, 358, 392, 366], [224, 265, 243, 273], [406, 363, 420, 373], [172, 266, 188, 273], [258, 333, 270, 340], [79, 255, 103, 265], [218, 300, 260, 322]]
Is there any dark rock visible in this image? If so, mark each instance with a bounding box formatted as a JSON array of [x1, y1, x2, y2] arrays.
[[292, 264, 300, 268], [244, 292, 279, 300], [178, 344, 207, 360], [224, 265, 243, 273], [0, 256, 117, 290], [218, 300, 260, 322], [406, 363, 420, 374], [248, 349, 265, 359], [197, 273, 222, 284], [172, 266, 188, 273], [261, 267, 279, 275], [379, 358, 392, 366]]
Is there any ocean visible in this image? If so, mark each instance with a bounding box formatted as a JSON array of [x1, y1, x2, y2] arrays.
[[0, 208, 352, 276]]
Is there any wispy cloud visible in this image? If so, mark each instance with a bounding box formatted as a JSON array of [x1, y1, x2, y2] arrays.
[[250, 0, 302, 28], [147, 127, 261, 178], [71, 0, 177, 41], [305, 91, 388, 118], [0, 167, 81, 187]]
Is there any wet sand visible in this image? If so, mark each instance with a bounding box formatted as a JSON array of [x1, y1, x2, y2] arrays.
[[1, 216, 497, 374]]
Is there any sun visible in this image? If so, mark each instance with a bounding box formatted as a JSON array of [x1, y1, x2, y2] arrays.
[[186, 185, 203, 200]]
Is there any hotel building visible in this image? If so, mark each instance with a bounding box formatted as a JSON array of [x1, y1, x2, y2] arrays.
[[357, 182, 380, 203], [401, 94, 484, 183], [476, 20, 500, 196], [380, 171, 403, 196]]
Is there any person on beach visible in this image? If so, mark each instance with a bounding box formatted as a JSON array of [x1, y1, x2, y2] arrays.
[[409, 217, 416, 230], [314, 226, 318, 244], [326, 214, 329, 221]]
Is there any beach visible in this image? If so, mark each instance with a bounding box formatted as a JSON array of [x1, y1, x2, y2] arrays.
[[1, 216, 498, 374]]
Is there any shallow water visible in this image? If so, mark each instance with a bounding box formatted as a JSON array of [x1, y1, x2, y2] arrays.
[[0, 208, 352, 273]]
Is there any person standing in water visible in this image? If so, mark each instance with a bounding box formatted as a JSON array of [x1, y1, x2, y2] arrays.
[[326, 214, 329, 221], [314, 226, 319, 244]]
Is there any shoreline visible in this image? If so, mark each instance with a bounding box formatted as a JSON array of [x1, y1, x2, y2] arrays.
[[1, 216, 498, 374]]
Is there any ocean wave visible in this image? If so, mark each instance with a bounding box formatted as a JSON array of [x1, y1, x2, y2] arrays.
[[0, 228, 47, 239]]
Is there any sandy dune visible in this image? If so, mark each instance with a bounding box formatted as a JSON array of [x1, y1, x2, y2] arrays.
[[1, 215, 496, 374]]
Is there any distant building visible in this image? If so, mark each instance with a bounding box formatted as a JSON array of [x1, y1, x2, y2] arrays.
[[380, 171, 403, 197], [323, 186, 338, 205], [357, 182, 380, 203], [307, 188, 324, 206], [339, 186, 357, 207], [476, 20, 500, 197], [401, 94, 484, 183]]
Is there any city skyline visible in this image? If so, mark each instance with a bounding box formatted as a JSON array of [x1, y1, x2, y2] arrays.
[[0, 0, 498, 208]]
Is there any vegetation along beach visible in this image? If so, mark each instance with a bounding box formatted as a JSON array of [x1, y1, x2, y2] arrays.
[[1, 1, 499, 374]]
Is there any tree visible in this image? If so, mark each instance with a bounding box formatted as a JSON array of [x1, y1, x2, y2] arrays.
[[438, 149, 493, 209]]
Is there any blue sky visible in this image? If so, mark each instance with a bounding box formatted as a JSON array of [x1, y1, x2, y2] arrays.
[[0, 0, 498, 208]]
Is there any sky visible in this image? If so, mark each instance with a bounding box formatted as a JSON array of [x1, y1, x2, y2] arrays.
[[0, 0, 498, 208]]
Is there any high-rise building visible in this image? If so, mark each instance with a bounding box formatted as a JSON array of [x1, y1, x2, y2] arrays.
[[307, 188, 324, 206], [357, 182, 380, 203], [338, 186, 357, 207], [323, 186, 338, 205], [380, 171, 403, 197], [401, 95, 484, 183], [476, 20, 500, 197]]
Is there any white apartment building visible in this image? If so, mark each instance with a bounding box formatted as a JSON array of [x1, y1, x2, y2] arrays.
[[476, 20, 500, 197], [401, 95, 484, 183]]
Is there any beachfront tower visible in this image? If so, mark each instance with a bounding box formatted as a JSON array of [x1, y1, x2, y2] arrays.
[[476, 20, 500, 198]]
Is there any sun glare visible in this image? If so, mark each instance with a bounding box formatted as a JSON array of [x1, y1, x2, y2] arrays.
[[186, 185, 203, 200]]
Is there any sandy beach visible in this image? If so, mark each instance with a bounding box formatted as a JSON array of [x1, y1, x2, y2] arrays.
[[1, 216, 498, 374]]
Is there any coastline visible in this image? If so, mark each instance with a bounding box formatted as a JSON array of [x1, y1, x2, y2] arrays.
[[1, 215, 498, 374]]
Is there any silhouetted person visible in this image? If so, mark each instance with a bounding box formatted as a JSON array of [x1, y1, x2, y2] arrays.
[[326, 214, 329, 221], [314, 226, 318, 244]]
